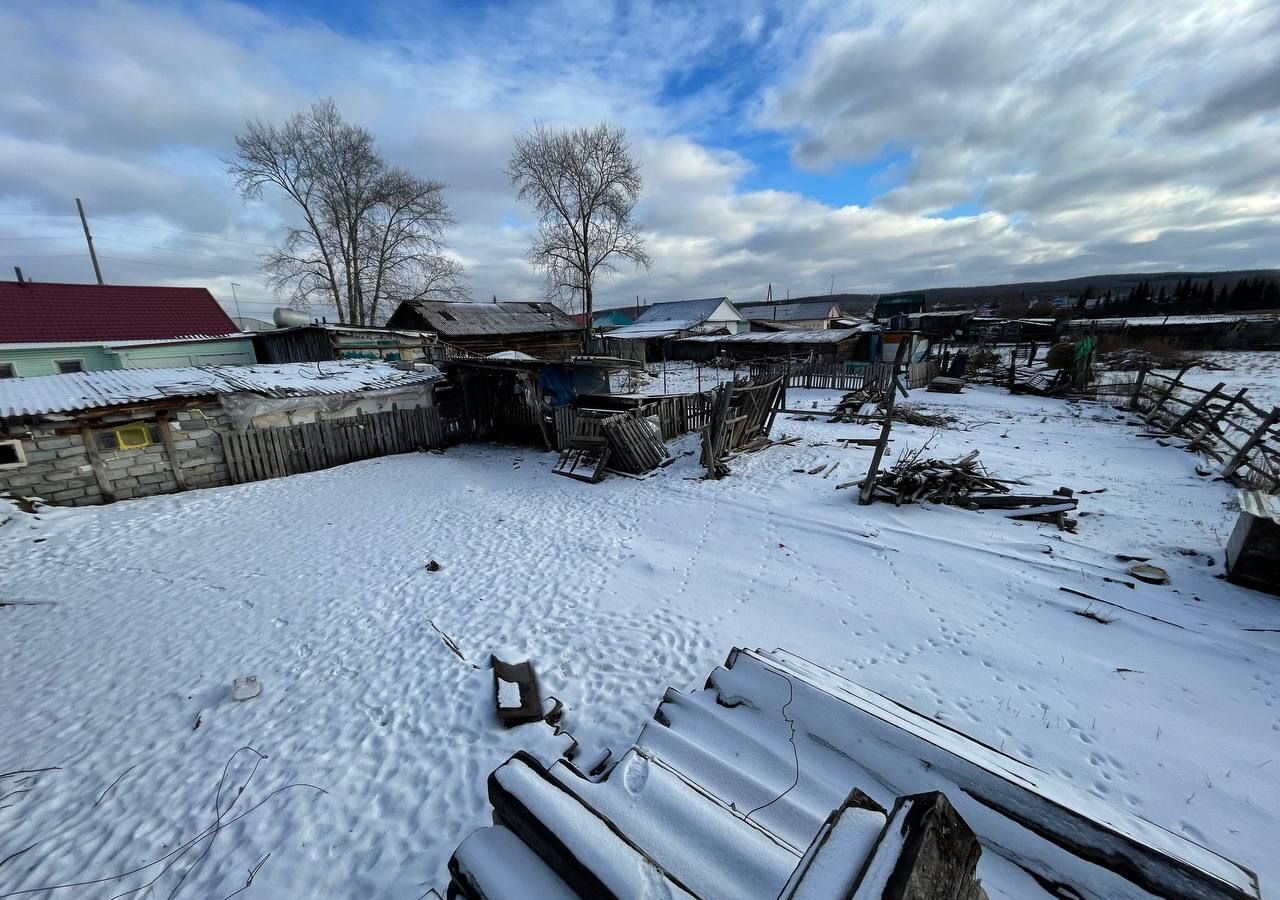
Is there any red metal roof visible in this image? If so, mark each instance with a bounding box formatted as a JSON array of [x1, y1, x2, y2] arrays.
[[0, 280, 239, 343]]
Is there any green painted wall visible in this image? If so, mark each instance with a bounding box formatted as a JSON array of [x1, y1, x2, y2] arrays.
[[0, 345, 120, 377], [0, 338, 255, 377], [115, 339, 255, 369]]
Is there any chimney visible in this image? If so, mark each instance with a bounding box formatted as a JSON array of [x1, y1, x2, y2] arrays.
[[13, 266, 23, 284]]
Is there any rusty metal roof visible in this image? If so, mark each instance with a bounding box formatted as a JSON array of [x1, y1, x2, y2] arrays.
[[390, 300, 582, 336]]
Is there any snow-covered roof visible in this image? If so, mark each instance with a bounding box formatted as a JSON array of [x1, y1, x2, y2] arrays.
[[677, 328, 874, 345], [607, 297, 742, 339], [739, 300, 842, 322], [486, 351, 536, 360], [0, 360, 442, 418], [389, 299, 581, 336]]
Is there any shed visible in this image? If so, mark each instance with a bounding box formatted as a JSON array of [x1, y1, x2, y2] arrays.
[[386, 300, 583, 358], [0, 361, 441, 507], [252, 324, 440, 365], [672, 327, 879, 364]]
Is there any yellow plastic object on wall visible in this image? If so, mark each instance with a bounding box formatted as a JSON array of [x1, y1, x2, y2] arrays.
[[114, 424, 152, 450]]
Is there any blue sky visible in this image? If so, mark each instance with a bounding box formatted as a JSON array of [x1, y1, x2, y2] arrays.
[[0, 0, 1277, 317]]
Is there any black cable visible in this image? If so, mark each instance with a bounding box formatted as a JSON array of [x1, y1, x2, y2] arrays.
[[743, 671, 800, 821]]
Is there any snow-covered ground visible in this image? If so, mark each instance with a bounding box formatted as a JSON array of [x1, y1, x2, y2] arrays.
[[1180, 350, 1280, 411], [3, 378, 1279, 898]]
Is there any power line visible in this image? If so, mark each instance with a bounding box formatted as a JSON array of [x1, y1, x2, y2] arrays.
[[89, 216, 278, 248], [0, 235, 80, 241], [94, 237, 259, 264], [96, 255, 243, 276], [0, 212, 79, 218]]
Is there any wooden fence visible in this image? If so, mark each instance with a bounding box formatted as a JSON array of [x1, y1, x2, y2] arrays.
[[1091, 367, 1280, 492], [552, 390, 716, 450], [223, 406, 450, 485], [747, 359, 941, 392]]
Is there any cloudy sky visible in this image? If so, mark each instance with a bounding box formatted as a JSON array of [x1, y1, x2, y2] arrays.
[[1, 0, 1278, 320]]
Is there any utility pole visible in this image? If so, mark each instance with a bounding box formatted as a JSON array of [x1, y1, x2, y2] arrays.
[[829, 274, 835, 296], [229, 282, 243, 321], [75, 198, 104, 285]]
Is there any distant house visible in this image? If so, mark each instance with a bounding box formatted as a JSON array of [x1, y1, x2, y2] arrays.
[[606, 297, 747, 341], [0, 361, 442, 507], [737, 300, 842, 330], [0, 280, 253, 377], [386, 299, 583, 358], [874, 293, 926, 322], [591, 307, 646, 331]]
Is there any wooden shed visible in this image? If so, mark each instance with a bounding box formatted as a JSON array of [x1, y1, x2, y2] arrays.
[[671, 328, 878, 364], [386, 300, 584, 358]]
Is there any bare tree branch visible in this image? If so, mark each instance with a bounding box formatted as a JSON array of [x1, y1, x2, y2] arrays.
[[227, 99, 468, 325], [507, 122, 650, 322]]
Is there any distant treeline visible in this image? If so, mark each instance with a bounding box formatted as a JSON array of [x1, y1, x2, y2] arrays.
[[1072, 275, 1280, 317]]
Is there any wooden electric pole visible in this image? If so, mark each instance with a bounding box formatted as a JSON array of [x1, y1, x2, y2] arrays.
[[75, 198, 104, 285]]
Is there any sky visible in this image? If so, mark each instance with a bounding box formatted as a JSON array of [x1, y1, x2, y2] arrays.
[[1, 0, 1278, 320]]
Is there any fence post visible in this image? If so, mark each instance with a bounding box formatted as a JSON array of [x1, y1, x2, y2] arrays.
[[1206, 386, 1248, 432], [1127, 367, 1148, 411], [1168, 382, 1225, 434], [1143, 364, 1193, 425], [1220, 407, 1280, 481]]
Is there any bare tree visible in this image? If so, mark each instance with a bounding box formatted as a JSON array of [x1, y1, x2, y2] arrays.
[[508, 122, 650, 322], [229, 99, 466, 325]]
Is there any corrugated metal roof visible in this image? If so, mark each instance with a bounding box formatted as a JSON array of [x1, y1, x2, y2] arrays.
[[739, 301, 841, 322], [390, 300, 581, 336], [678, 328, 875, 345], [633, 297, 732, 325], [0, 281, 239, 343], [0, 361, 442, 418]]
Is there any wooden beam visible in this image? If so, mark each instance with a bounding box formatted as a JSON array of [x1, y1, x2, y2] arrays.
[[155, 413, 188, 492], [78, 426, 115, 503]]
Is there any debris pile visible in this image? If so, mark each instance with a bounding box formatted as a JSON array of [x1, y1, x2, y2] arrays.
[[855, 449, 1008, 505], [827, 388, 955, 428], [849, 447, 1080, 529]]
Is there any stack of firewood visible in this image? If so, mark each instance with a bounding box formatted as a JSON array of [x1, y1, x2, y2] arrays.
[[858, 449, 1009, 505]]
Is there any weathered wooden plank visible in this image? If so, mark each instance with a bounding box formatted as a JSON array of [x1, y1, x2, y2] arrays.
[[79, 425, 117, 500]]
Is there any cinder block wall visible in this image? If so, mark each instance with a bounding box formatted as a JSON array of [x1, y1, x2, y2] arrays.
[[0, 403, 234, 507]]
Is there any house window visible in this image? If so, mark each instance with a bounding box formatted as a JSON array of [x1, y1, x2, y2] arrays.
[[97, 423, 161, 451], [0, 440, 25, 469], [55, 359, 84, 374], [0, 364, 14, 379]]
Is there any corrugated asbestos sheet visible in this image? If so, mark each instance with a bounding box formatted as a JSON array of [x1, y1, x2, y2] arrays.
[[0, 361, 442, 418]]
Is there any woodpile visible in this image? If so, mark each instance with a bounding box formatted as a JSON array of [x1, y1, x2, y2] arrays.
[[849, 447, 1080, 528], [854, 449, 1007, 505], [827, 387, 955, 428]]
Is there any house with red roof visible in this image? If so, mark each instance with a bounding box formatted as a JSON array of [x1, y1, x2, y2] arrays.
[[0, 279, 255, 377]]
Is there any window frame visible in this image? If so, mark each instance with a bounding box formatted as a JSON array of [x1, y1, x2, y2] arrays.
[[0, 439, 26, 469], [54, 359, 86, 374]]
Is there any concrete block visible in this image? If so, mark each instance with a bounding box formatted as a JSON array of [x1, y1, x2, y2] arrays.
[[137, 473, 172, 486], [55, 447, 86, 459], [23, 449, 58, 463], [50, 487, 88, 501], [35, 436, 73, 450]]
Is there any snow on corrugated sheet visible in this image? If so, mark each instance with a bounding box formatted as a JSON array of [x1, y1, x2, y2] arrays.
[[605, 298, 741, 339], [678, 329, 871, 344], [0, 361, 442, 418]]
